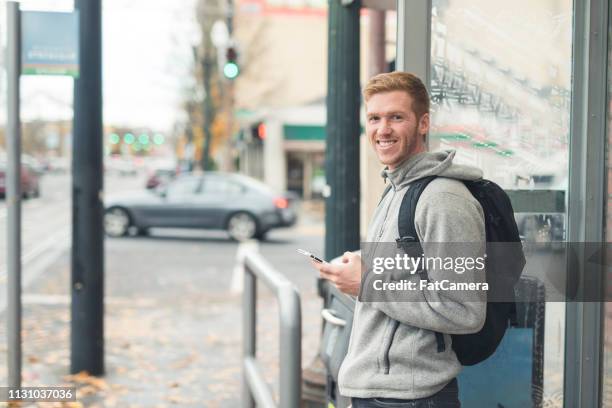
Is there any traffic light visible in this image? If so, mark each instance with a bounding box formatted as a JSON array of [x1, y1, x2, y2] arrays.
[[123, 133, 135, 145], [138, 133, 150, 145], [251, 122, 265, 144], [153, 133, 165, 145], [223, 46, 239, 80], [109, 133, 120, 145]]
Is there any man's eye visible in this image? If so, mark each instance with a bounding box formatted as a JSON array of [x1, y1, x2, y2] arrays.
[[368, 117, 379, 122], [392, 115, 402, 120]]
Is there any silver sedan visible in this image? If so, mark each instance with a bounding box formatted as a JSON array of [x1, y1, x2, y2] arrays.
[[104, 172, 297, 241]]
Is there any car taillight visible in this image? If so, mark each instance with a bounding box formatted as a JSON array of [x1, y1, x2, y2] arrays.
[[274, 197, 289, 209]]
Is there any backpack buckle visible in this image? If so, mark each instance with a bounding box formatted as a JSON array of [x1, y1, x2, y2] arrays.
[[396, 236, 424, 261], [396, 236, 417, 251]]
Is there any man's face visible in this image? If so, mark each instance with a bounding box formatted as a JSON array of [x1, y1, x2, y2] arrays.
[[365, 90, 429, 170]]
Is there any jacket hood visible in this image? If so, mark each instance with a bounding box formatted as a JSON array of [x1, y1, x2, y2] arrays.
[[382, 150, 482, 189]]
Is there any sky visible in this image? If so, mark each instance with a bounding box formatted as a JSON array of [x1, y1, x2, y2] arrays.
[[0, 0, 200, 132]]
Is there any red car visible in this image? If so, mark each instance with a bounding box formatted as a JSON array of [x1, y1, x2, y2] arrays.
[[0, 162, 41, 199]]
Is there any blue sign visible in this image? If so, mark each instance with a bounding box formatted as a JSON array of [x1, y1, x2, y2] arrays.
[[21, 11, 79, 77]]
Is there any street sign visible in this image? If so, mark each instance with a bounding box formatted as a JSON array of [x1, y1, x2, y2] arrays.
[[21, 11, 79, 77]]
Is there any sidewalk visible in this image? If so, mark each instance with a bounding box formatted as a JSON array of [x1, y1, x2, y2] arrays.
[[0, 217, 325, 407]]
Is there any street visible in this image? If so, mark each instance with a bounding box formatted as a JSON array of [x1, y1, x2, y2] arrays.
[[0, 172, 326, 406]]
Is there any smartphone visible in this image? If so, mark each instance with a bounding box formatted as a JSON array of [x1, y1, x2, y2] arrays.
[[296, 248, 326, 264]]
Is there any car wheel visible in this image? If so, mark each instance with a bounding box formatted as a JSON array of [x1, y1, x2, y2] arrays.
[[227, 212, 258, 242], [105, 207, 132, 237]]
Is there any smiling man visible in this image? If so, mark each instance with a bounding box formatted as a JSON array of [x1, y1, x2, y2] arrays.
[[312, 72, 487, 407]]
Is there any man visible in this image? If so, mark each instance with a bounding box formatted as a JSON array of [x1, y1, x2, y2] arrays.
[[311, 72, 486, 407]]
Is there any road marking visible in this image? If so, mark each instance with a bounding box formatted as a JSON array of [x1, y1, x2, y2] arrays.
[[0, 229, 71, 314], [0, 228, 70, 284], [21, 294, 157, 306]]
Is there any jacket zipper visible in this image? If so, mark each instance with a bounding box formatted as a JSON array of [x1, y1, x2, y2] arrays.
[[382, 319, 400, 374], [375, 184, 400, 374], [376, 188, 396, 241]]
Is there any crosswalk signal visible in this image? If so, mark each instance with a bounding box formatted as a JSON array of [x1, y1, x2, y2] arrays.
[[224, 46, 239, 80]]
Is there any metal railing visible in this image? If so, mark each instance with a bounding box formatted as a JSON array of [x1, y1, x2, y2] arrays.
[[242, 249, 302, 408]]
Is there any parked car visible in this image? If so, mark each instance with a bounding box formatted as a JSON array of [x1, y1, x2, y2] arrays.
[[104, 172, 298, 241], [105, 156, 138, 176], [514, 177, 567, 245], [0, 161, 41, 199]]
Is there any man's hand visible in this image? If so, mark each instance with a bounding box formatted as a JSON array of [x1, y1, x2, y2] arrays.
[[311, 251, 363, 296]]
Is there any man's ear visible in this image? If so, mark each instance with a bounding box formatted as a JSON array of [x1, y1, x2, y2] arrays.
[[418, 112, 430, 136]]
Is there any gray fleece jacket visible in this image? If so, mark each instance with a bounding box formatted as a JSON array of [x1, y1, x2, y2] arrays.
[[337, 150, 487, 399]]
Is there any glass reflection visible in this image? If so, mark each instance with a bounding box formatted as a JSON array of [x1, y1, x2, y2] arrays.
[[430, 1, 572, 406]]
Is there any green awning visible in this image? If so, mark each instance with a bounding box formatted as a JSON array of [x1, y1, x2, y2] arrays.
[[284, 125, 326, 140]]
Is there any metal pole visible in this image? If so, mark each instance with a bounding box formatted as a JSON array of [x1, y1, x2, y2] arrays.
[[324, 0, 361, 262], [278, 287, 302, 408], [71, 0, 104, 375], [368, 9, 386, 78], [396, 0, 431, 83], [6, 1, 22, 389], [564, 0, 608, 406], [242, 269, 256, 408], [201, 51, 214, 171], [223, 0, 235, 172]]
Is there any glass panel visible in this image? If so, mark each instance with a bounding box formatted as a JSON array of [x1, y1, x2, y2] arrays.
[[601, 6, 612, 405], [430, 1, 572, 406]]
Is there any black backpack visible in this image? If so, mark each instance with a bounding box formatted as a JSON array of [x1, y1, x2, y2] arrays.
[[395, 176, 525, 366]]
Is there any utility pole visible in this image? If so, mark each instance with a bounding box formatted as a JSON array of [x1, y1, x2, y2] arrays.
[[71, 0, 104, 375], [223, 0, 236, 172], [362, 8, 386, 237], [368, 9, 386, 77], [6, 1, 22, 389], [201, 49, 214, 171], [197, 0, 220, 172], [324, 0, 361, 261]]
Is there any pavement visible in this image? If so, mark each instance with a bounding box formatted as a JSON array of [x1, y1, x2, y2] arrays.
[[0, 204, 326, 407]]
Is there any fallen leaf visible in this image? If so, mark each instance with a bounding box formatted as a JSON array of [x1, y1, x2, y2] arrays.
[[63, 371, 109, 390], [170, 353, 198, 370], [165, 395, 191, 404], [63, 371, 90, 382], [27, 355, 40, 364], [76, 385, 98, 397], [115, 366, 128, 374]]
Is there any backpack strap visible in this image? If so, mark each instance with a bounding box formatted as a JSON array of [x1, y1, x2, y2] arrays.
[[397, 176, 437, 245], [396, 176, 447, 353]]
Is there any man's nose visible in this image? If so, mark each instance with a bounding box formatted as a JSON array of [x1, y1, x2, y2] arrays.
[[378, 121, 391, 135]]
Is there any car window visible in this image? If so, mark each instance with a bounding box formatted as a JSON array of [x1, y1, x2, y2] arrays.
[[201, 178, 243, 195], [166, 177, 201, 197], [231, 174, 273, 195]]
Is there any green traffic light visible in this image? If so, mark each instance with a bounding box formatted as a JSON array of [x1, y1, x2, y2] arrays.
[[223, 62, 239, 79], [153, 133, 165, 145], [138, 133, 150, 145], [124, 133, 135, 144], [109, 133, 120, 144]]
